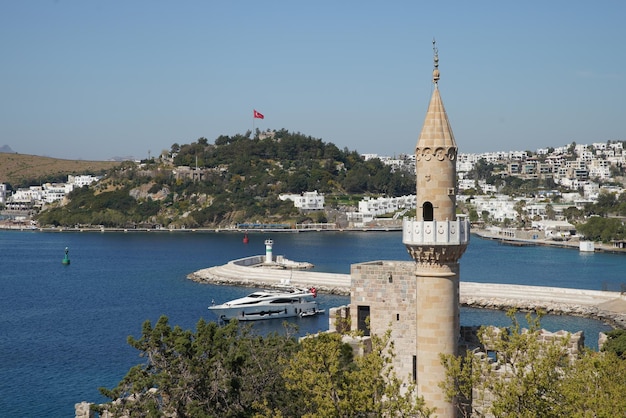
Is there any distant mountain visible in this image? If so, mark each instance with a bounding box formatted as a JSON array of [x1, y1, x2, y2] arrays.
[[0, 145, 15, 153]]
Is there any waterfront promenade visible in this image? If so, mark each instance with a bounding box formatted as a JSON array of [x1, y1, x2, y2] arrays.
[[189, 257, 626, 329]]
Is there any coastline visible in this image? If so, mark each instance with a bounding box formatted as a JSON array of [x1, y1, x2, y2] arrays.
[[0, 224, 402, 233], [473, 229, 626, 255], [2, 224, 625, 256], [189, 256, 626, 330]]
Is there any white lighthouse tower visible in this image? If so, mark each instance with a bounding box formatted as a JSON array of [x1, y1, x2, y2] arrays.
[[264, 239, 274, 264]]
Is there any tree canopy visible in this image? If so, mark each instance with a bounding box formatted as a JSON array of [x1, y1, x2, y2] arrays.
[[441, 310, 626, 418], [95, 316, 430, 417]]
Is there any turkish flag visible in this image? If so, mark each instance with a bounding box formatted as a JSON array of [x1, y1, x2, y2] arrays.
[[253, 109, 264, 119]]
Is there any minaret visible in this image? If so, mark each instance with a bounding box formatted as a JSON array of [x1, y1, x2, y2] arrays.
[[403, 41, 470, 417]]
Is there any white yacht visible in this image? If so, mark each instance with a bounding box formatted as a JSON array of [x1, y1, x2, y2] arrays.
[[208, 287, 323, 321]]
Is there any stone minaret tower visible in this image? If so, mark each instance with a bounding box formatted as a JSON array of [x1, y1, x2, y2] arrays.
[[402, 41, 470, 417]]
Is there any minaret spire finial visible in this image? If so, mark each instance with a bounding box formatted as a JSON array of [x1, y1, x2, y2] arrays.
[[432, 38, 440, 85]]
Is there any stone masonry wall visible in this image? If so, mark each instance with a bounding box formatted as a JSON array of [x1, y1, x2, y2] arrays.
[[350, 260, 417, 382]]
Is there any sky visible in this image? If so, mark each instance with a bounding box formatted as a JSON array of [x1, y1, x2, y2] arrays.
[[1, 1, 625, 161]]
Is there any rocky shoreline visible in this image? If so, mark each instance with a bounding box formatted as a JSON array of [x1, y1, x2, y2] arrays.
[[460, 293, 626, 330]]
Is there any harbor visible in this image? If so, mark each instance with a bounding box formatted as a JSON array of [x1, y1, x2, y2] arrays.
[[189, 253, 626, 329], [2, 229, 619, 417]]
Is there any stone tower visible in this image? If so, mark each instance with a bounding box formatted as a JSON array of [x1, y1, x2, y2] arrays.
[[402, 41, 470, 417]]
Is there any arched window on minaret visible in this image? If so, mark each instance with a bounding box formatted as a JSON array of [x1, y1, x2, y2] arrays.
[[423, 202, 434, 221]]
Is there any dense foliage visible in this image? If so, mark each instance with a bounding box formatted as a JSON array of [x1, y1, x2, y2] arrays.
[[35, 131, 415, 228], [441, 311, 626, 418], [602, 329, 626, 358], [95, 316, 430, 417], [576, 216, 626, 242]]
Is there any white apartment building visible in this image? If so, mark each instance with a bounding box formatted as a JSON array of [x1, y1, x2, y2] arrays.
[[278, 191, 325, 210], [588, 159, 611, 180], [10, 186, 45, 203], [345, 195, 416, 227], [67, 175, 100, 187], [9, 183, 74, 205], [356, 195, 416, 216], [42, 183, 74, 203], [583, 183, 600, 199], [467, 195, 518, 223], [456, 161, 474, 172], [458, 179, 497, 193]]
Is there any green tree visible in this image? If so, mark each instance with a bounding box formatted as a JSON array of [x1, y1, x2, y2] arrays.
[[96, 316, 299, 417], [468, 208, 479, 223], [467, 158, 494, 181], [602, 329, 626, 358], [558, 349, 626, 416], [545, 203, 555, 220], [576, 216, 626, 242], [562, 206, 583, 223], [442, 311, 626, 418], [279, 330, 431, 418], [441, 311, 572, 418]]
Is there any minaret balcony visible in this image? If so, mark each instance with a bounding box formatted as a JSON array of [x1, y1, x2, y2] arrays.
[[402, 217, 470, 246]]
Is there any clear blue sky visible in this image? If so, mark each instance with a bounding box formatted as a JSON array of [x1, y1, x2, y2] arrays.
[[1, 1, 624, 161]]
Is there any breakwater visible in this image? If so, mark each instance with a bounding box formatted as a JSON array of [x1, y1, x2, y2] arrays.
[[189, 256, 626, 329], [474, 229, 626, 255]]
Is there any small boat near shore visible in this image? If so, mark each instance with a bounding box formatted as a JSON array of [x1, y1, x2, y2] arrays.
[[209, 287, 322, 321]]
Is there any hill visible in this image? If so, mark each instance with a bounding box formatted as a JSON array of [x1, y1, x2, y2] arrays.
[[0, 153, 121, 186], [34, 131, 416, 228]]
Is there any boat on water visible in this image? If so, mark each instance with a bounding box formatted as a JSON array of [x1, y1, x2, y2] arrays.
[[209, 287, 323, 321]]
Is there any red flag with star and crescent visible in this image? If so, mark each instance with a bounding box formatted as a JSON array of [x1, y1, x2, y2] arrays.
[[253, 109, 264, 119]]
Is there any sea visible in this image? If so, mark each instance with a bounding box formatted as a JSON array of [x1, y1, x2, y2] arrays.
[[0, 229, 623, 417]]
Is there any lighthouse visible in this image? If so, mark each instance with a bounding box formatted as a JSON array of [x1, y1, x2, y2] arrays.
[[264, 239, 273, 264], [402, 40, 470, 417]]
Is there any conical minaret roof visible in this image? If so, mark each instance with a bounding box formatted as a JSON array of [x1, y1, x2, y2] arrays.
[[416, 42, 457, 150]]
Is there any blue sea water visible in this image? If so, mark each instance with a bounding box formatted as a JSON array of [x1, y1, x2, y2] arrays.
[[0, 230, 621, 417]]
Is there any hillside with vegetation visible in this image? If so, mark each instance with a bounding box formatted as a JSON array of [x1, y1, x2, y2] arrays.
[[34, 130, 415, 228], [0, 153, 120, 187]]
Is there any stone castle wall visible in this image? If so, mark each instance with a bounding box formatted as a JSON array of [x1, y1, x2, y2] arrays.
[[350, 260, 418, 381]]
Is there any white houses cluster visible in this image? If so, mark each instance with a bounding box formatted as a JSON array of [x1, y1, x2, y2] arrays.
[[457, 141, 625, 192], [360, 141, 625, 229], [1, 175, 100, 212]]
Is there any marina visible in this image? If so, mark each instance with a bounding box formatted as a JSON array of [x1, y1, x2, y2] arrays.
[[0, 230, 621, 417], [190, 256, 626, 329]]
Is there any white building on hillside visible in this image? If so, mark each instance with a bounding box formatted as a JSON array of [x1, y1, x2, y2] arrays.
[[468, 195, 518, 223], [357, 195, 416, 217], [279, 191, 325, 210], [10, 186, 44, 203], [4, 175, 102, 212], [42, 183, 74, 203], [68, 175, 100, 187]]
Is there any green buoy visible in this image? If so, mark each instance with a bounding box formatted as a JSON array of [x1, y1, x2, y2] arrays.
[[62, 247, 70, 265]]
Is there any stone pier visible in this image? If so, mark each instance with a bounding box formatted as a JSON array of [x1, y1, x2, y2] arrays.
[[189, 258, 626, 328]]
